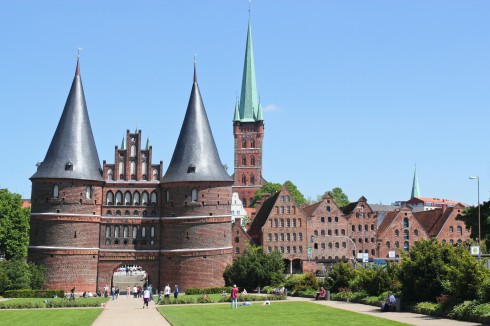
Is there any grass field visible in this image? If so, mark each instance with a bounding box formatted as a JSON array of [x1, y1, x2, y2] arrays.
[[0, 309, 103, 326], [158, 301, 409, 326]]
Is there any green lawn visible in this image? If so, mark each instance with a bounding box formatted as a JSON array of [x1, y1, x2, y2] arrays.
[[0, 309, 102, 326], [158, 301, 409, 326]]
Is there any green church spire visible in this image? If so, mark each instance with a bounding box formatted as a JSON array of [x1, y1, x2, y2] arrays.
[[145, 137, 150, 150], [233, 96, 240, 121], [411, 165, 421, 198], [238, 19, 260, 122], [121, 136, 126, 150]]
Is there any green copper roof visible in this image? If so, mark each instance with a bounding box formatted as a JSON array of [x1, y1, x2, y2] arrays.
[[256, 100, 263, 121], [121, 136, 126, 150], [411, 166, 421, 198], [145, 137, 150, 150], [238, 20, 260, 123], [233, 96, 240, 121]]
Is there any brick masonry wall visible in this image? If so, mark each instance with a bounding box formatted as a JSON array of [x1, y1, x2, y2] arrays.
[[231, 218, 251, 258], [30, 219, 100, 248], [97, 259, 160, 292], [436, 206, 471, 244]]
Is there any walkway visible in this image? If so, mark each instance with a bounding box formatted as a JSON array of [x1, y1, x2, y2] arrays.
[[289, 297, 481, 326], [92, 295, 170, 326]]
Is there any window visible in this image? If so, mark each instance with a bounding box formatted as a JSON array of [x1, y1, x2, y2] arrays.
[[123, 226, 129, 238], [371, 224, 374, 231], [314, 230, 318, 236], [191, 188, 198, 202], [114, 226, 120, 238], [119, 161, 124, 177], [268, 246, 272, 253], [403, 218, 409, 228], [151, 226, 155, 238], [292, 219, 296, 227], [280, 246, 284, 253], [130, 161, 136, 176], [280, 206, 284, 214], [286, 206, 290, 214], [242, 156, 247, 166], [314, 243, 318, 249], [404, 230, 409, 240], [53, 184, 59, 198], [251, 156, 256, 166], [286, 219, 290, 227], [327, 229, 332, 236], [358, 225, 362, 231], [351, 225, 355, 232], [273, 233, 278, 242], [124, 191, 131, 205], [65, 161, 73, 171], [414, 229, 419, 236], [286, 196, 290, 202], [286, 233, 290, 241], [286, 246, 290, 253], [450, 239, 454, 245], [105, 226, 111, 238], [242, 139, 247, 148], [299, 233, 303, 241], [150, 192, 157, 205], [320, 217, 325, 223], [133, 191, 140, 205], [404, 241, 409, 252], [449, 226, 454, 232], [274, 218, 278, 227], [457, 226, 462, 235], [321, 243, 325, 249], [395, 241, 399, 248], [108, 169, 113, 180], [142, 163, 147, 178], [241, 174, 246, 185], [85, 186, 92, 199], [292, 233, 297, 241], [141, 226, 146, 237], [342, 242, 346, 248], [328, 217, 332, 223], [250, 174, 255, 185], [334, 216, 338, 222], [132, 226, 137, 238], [326, 206, 331, 212], [268, 233, 272, 242], [293, 246, 297, 253], [341, 229, 345, 236], [394, 229, 399, 237], [250, 139, 255, 148], [386, 241, 390, 248], [321, 230, 325, 236], [130, 144, 136, 157], [328, 243, 332, 249], [335, 242, 339, 248], [242, 198, 247, 207], [280, 233, 284, 241], [152, 169, 158, 180], [280, 219, 284, 227]]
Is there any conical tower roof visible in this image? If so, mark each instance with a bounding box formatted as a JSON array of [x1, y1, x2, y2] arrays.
[[161, 65, 232, 184], [238, 20, 260, 122], [31, 59, 103, 182], [411, 165, 421, 198]]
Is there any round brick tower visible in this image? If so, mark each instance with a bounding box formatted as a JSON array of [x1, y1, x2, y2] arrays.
[[29, 58, 103, 292], [160, 65, 234, 291]]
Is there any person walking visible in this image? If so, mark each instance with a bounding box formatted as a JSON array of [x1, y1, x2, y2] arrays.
[[173, 285, 179, 300], [111, 286, 116, 300], [164, 284, 171, 301], [231, 284, 238, 309], [126, 286, 131, 299], [143, 287, 150, 309]]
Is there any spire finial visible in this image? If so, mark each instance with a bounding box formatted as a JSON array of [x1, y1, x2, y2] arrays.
[[193, 53, 198, 83], [248, 0, 251, 19], [75, 48, 82, 76]]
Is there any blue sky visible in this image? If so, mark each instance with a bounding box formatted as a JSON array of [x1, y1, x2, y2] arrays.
[[1, 1, 489, 206]]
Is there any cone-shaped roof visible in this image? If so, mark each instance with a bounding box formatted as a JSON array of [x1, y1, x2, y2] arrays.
[[31, 59, 103, 182], [233, 96, 240, 121], [161, 65, 232, 184], [411, 165, 421, 198], [238, 20, 260, 122]]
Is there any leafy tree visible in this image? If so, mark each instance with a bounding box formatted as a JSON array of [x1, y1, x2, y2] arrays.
[[327, 262, 357, 292], [251, 182, 282, 207], [2, 258, 31, 291], [457, 201, 490, 251], [223, 245, 285, 290], [284, 181, 306, 206], [349, 264, 400, 296], [329, 187, 350, 208], [0, 189, 30, 260], [28, 262, 46, 290], [399, 239, 489, 303]]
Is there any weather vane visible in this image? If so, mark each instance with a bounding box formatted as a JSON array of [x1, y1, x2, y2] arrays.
[[194, 53, 198, 64], [77, 48, 83, 58], [248, 0, 252, 18]]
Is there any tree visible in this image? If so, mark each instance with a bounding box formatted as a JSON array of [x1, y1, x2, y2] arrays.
[[223, 245, 285, 290], [327, 262, 357, 292], [329, 187, 350, 208], [457, 201, 490, 250], [284, 181, 306, 206], [251, 182, 282, 207], [399, 239, 489, 303], [0, 189, 30, 260]]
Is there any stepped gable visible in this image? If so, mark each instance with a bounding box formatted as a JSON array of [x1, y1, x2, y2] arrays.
[[31, 58, 103, 182], [247, 192, 280, 237], [161, 65, 232, 183]]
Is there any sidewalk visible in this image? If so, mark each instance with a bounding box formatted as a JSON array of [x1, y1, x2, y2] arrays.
[[288, 297, 481, 326], [92, 295, 170, 326]]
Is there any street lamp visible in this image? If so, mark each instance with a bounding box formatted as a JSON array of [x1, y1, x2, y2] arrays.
[[469, 176, 481, 259]]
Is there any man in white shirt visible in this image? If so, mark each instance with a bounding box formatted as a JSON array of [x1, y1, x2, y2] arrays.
[[164, 284, 171, 301]]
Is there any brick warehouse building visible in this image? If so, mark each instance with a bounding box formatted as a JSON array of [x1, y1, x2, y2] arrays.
[[28, 17, 264, 293]]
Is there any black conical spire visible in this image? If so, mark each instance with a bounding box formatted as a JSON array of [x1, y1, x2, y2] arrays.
[[31, 58, 103, 182], [161, 65, 232, 183]]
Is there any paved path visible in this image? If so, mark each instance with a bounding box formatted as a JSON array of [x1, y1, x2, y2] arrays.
[[288, 297, 481, 326], [92, 295, 170, 326]]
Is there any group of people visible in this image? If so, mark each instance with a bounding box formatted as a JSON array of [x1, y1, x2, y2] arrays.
[[103, 285, 120, 300], [155, 284, 179, 304]]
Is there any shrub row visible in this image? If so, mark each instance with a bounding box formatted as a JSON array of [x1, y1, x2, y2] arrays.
[[157, 294, 286, 305], [414, 300, 490, 324], [3, 289, 65, 298], [184, 287, 230, 295], [0, 298, 107, 309], [0, 301, 45, 309]]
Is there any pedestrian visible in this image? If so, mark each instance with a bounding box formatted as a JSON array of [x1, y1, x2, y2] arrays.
[[115, 287, 119, 299], [173, 285, 179, 299], [133, 285, 138, 298], [104, 284, 109, 298], [126, 286, 131, 298], [70, 287, 76, 301], [156, 290, 164, 305], [148, 284, 153, 302], [111, 286, 115, 300], [231, 284, 238, 309], [164, 284, 171, 301], [143, 287, 150, 309]]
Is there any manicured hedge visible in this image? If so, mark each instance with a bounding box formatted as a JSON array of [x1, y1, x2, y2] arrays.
[[218, 294, 286, 303], [184, 287, 229, 295], [3, 289, 65, 298], [0, 298, 106, 309]]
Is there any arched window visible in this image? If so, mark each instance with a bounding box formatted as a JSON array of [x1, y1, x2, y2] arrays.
[[242, 198, 247, 207], [457, 226, 462, 235], [241, 174, 246, 185], [130, 161, 136, 175], [334, 216, 338, 222], [274, 218, 278, 227], [395, 241, 400, 248], [119, 161, 125, 178], [341, 229, 345, 236], [124, 191, 131, 205], [141, 162, 147, 178], [292, 218, 296, 227], [152, 169, 158, 180], [242, 139, 247, 148], [321, 243, 325, 249], [328, 230, 332, 236], [106, 191, 114, 205], [321, 230, 325, 236], [335, 242, 339, 248], [342, 242, 347, 248], [130, 145, 136, 157], [141, 226, 146, 237], [450, 239, 454, 245], [250, 156, 256, 166], [150, 191, 157, 205], [133, 191, 140, 205], [286, 196, 290, 202], [386, 241, 391, 248], [85, 186, 92, 199], [280, 219, 284, 227], [268, 233, 272, 242], [123, 226, 129, 238], [114, 226, 120, 238], [105, 226, 111, 238], [242, 156, 247, 166], [404, 241, 409, 252], [314, 230, 318, 236], [151, 226, 155, 238], [414, 229, 419, 236], [394, 229, 399, 237], [328, 217, 332, 223], [107, 210, 112, 215], [53, 184, 59, 198], [132, 226, 138, 238], [191, 188, 198, 202], [250, 174, 255, 185], [403, 217, 409, 228], [108, 169, 113, 180], [250, 139, 255, 148], [449, 226, 454, 232], [404, 230, 409, 240], [142, 192, 149, 206]]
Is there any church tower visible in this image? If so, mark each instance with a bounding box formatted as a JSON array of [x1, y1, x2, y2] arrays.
[[160, 64, 234, 290], [29, 58, 104, 292], [411, 165, 421, 198], [233, 18, 265, 207]]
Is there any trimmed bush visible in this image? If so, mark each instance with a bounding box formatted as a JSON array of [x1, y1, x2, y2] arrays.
[[0, 301, 44, 309], [184, 287, 229, 295], [196, 295, 214, 304], [3, 289, 64, 298], [219, 294, 285, 303], [158, 297, 195, 305]]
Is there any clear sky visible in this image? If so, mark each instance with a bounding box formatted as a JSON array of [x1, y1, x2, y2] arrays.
[[1, 1, 489, 206]]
